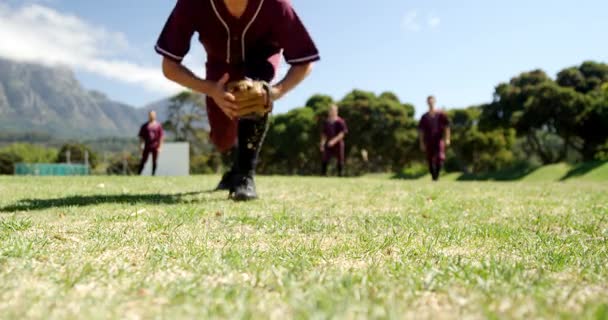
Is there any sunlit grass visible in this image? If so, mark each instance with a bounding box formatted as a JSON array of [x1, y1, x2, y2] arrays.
[[0, 176, 607, 319]]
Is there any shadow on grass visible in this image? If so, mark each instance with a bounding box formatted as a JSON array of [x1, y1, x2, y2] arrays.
[[391, 172, 427, 180], [560, 161, 606, 181], [0, 191, 224, 213], [456, 165, 538, 181]]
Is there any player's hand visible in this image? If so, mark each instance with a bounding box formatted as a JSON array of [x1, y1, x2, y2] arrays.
[[445, 139, 451, 147], [320, 143, 325, 152], [269, 86, 283, 101], [328, 140, 336, 147], [209, 73, 238, 119], [420, 142, 425, 152]]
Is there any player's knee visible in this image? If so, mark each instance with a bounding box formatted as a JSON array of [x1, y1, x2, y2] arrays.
[[212, 134, 237, 153]]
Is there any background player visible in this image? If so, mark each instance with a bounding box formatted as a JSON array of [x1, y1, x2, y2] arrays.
[[418, 96, 451, 181], [138, 110, 164, 176], [320, 105, 348, 176]]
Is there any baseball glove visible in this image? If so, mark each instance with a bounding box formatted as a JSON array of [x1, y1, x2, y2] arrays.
[[226, 78, 273, 118]]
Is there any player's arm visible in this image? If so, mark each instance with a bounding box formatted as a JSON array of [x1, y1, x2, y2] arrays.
[[329, 132, 345, 147], [418, 129, 425, 151], [162, 59, 238, 118], [444, 127, 451, 146], [320, 133, 327, 151], [443, 113, 451, 146], [139, 137, 145, 151], [271, 63, 314, 101], [158, 127, 165, 151], [155, 0, 237, 118], [274, 1, 320, 101]]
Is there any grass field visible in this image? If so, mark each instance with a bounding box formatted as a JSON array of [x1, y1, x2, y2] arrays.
[[1, 175, 607, 319]]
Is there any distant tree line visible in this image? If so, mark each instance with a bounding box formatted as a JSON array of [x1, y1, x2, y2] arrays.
[[1, 60, 606, 176]]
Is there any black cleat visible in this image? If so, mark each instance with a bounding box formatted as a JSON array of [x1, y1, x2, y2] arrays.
[[230, 174, 258, 201], [215, 170, 236, 191]]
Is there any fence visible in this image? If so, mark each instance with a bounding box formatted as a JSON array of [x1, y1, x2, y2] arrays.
[[14, 163, 90, 176]]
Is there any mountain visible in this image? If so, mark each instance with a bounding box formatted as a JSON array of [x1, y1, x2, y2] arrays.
[[0, 58, 154, 139]]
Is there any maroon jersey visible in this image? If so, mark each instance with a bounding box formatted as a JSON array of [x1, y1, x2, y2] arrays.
[[155, 0, 320, 83], [323, 117, 348, 144], [139, 122, 164, 150], [418, 112, 449, 145]]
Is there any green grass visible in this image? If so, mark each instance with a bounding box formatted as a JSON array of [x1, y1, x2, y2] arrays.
[[1, 176, 607, 319], [432, 161, 608, 182]]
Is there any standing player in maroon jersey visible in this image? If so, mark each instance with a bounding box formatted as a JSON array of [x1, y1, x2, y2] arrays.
[[138, 111, 164, 176], [155, 0, 320, 200], [320, 105, 348, 176], [418, 96, 451, 181]]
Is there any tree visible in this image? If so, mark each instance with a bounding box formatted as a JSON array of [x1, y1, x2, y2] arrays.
[[305, 94, 334, 113], [56, 143, 98, 168], [259, 107, 318, 174], [337, 90, 418, 173], [447, 106, 516, 173], [164, 91, 208, 143], [557, 61, 608, 93]]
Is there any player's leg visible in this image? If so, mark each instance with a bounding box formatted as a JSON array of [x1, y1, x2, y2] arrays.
[[232, 115, 270, 201], [138, 149, 150, 175], [337, 144, 345, 177], [151, 149, 159, 176], [216, 147, 237, 191], [321, 147, 330, 176], [207, 100, 239, 190]]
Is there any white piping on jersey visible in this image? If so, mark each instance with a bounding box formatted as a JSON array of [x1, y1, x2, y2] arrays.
[[241, 0, 265, 59], [210, 0, 231, 63], [155, 44, 184, 61], [287, 53, 320, 64]]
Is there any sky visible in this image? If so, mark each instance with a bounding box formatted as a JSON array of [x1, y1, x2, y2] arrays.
[[1, 0, 607, 117]]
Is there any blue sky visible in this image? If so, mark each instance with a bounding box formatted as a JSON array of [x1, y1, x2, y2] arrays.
[[1, 0, 607, 117]]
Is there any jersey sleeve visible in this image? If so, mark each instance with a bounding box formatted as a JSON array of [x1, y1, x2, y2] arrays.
[[441, 113, 450, 128], [155, 0, 197, 63], [274, 1, 320, 65], [138, 125, 145, 139], [339, 119, 348, 134], [418, 116, 426, 132]]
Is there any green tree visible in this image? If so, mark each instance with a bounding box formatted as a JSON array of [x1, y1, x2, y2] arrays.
[[259, 107, 318, 174], [305, 94, 334, 113], [56, 143, 98, 168], [337, 90, 418, 173], [447, 107, 516, 173]]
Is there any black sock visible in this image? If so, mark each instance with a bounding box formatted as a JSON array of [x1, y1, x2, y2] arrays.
[[237, 116, 269, 175], [222, 146, 238, 174], [138, 161, 145, 175], [152, 163, 157, 176], [322, 162, 328, 176], [432, 163, 440, 181], [337, 163, 344, 177]]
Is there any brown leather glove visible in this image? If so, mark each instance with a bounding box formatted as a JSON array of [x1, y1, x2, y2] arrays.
[[226, 78, 273, 118]]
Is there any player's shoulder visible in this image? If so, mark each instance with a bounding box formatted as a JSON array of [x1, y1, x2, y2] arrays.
[[264, 0, 293, 11]]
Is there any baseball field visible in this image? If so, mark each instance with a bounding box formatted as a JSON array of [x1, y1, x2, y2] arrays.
[[1, 175, 607, 319]]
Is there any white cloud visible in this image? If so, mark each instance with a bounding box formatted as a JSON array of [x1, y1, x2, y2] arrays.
[[402, 10, 441, 32], [0, 3, 181, 94], [402, 11, 421, 32], [428, 16, 441, 28]]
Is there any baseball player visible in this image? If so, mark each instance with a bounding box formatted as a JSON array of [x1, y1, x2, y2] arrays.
[[155, 0, 320, 200], [320, 105, 348, 176], [418, 95, 451, 181], [138, 111, 164, 176]]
